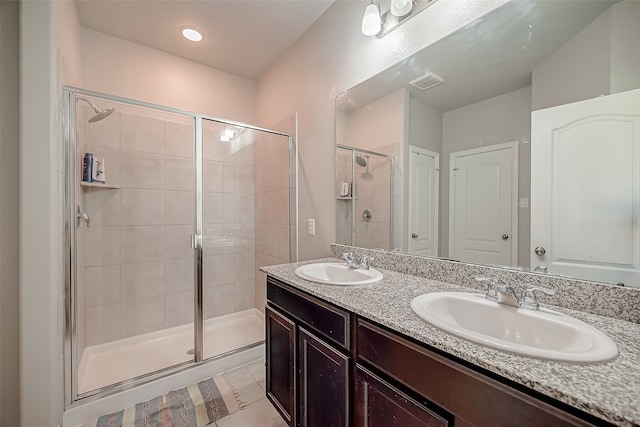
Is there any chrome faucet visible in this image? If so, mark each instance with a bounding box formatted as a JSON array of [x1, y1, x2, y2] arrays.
[[475, 277, 556, 310], [342, 252, 374, 270]]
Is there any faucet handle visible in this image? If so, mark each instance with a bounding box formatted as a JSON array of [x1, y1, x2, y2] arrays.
[[359, 256, 373, 270], [520, 284, 556, 310], [475, 276, 498, 301]]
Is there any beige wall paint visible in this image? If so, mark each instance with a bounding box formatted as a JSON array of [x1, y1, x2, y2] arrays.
[[254, 0, 508, 261], [1, 1, 20, 425], [81, 28, 256, 124]]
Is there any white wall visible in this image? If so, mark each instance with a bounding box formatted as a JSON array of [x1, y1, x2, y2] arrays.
[[255, 0, 508, 261], [441, 86, 532, 262], [610, 1, 640, 94], [532, 0, 640, 110], [1, 2, 20, 425], [81, 28, 256, 123], [19, 0, 63, 425]]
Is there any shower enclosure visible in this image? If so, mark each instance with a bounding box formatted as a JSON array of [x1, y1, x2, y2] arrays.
[[335, 145, 393, 249], [63, 87, 296, 404]]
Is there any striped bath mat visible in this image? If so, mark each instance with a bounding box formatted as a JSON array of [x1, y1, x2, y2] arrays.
[[96, 374, 242, 427]]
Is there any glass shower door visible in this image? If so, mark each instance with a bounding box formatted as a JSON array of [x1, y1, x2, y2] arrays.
[[72, 94, 196, 396], [200, 119, 292, 360]]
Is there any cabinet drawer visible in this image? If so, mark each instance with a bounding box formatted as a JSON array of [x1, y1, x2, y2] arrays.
[[356, 365, 449, 427], [357, 319, 601, 427], [267, 277, 350, 349]]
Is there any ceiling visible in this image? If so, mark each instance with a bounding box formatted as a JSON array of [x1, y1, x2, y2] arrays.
[[75, 0, 335, 79]]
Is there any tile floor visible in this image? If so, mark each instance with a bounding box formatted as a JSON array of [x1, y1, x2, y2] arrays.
[[209, 359, 287, 427]]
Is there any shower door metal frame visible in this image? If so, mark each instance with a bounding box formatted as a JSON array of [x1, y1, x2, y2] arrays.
[[62, 86, 297, 406], [336, 144, 394, 249]]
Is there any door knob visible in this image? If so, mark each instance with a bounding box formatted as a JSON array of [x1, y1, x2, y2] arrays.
[[411, 233, 418, 239], [535, 246, 546, 256], [501, 234, 509, 240]]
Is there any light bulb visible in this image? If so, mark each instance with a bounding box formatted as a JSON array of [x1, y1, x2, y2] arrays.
[[391, 0, 412, 17], [361, 2, 381, 36], [181, 27, 203, 42]]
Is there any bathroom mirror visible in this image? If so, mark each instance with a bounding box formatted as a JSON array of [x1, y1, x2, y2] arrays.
[[335, 0, 640, 288]]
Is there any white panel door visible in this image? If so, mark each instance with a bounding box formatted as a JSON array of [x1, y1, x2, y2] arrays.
[[449, 142, 518, 266], [531, 88, 640, 285], [408, 147, 439, 256]]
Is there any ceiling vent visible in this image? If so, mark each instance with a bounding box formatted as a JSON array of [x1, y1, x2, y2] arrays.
[[409, 72, 445, 91]]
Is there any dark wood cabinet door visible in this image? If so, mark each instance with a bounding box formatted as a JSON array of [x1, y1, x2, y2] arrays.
[[355, 365, 449, 427], [266, 306, 296, 426], [298, 327, 350, 427]]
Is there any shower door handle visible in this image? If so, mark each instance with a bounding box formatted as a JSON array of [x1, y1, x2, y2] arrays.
[[76, 206, 90, 228]]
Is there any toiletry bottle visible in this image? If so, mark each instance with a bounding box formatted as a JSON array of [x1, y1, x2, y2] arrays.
[[83, 153, 93, 182]]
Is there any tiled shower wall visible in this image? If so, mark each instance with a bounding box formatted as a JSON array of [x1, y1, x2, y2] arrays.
[[81, 107, 258, 349], [254, 131, 291, 311]]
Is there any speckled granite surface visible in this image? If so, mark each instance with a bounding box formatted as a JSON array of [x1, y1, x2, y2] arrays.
[[260, 258, 640, 427], [330, 244, 640, 324]]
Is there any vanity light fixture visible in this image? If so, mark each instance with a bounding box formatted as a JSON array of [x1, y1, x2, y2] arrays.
[[391, 0, 413, 17], [361, 0, 382, 36], [181, 26, 204, 42], [362, 0, 439, 38]]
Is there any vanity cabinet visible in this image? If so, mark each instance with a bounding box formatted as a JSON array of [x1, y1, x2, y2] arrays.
[[265, 276, 610, 427], [266, 277, 350, 427]]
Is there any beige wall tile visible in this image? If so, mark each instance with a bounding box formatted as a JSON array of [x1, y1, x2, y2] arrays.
[[165, 156, 194, 191], [120, 295, 165, 338], [165, 290, 194, 328], [120, 225, 165, 263], [84, 188, 120, 226], [120, 188, 164, 225], [85, 303, 121, 346], [203, 283, 235, 319], [235, 166, 255, 194], [164, 258, 194, 294], [85, 265, 121, 307], [164, 225, 194, 259], [121, 261, 165, 299], [203, 253, 236, 287], [120, 150, 164, 189], [120, 113, 165, 154], [223, 163, 235, 193], [165, 121, 194, 158], [164, 190, 195, 225], [235, 193, 255, 224], [203, 160, 224, 192], [85, 226, 121, 267]]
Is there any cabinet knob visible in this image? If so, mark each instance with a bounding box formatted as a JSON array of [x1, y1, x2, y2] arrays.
[[501, 234, 509, 240], [411, 233, 418, 239], [535, 246, 546, 256]]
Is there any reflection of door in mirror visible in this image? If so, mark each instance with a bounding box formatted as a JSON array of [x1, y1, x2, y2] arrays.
[[449, 142, 518, 267], [408, 146, 439, 256], [531, 87, 640, 286], [335, 146, 393, 250]]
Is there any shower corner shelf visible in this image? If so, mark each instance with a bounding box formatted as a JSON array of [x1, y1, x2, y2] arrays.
[[81, 181, 120, 189]]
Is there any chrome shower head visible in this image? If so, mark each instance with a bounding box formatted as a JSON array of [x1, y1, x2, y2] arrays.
[[355, 154, 368, 167], [77, 97, 115, 123]]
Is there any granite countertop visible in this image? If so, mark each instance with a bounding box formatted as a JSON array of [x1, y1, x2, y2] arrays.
[[261, 258, 640, 427]]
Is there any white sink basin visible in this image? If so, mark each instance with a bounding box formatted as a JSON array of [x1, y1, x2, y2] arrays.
[[294, 262, 383, 285], [410, 292, 618, 363]]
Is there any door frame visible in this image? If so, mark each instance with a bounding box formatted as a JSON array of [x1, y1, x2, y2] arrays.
[[448, 141, 519, 265], [408, 145, 439, 256]]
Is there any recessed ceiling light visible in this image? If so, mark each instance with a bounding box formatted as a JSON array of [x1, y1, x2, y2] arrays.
[[181, 26, 204, 42]]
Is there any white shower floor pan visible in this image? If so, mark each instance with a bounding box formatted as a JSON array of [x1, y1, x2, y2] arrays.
[[78, 308, 264, 394]]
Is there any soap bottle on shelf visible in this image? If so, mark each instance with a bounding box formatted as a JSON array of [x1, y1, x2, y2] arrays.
[[82, 153, 93, 182]]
